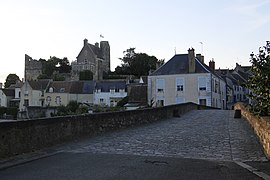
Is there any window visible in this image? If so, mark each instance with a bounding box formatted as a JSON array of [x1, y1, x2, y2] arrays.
[[96, 89, 101, 93], [110, 88, 115, 94], [49, 87, 53, 93], [24, 99, 29, 107], [156, 79, 165, 93], [176, 78, 184, 91], [198, 77, 207, 91], [199, 99, 206, 106], [157, 99, 164, 107], [99, 98, 105, 104], [46, 96, 51, 105], [55, 96, 61, 105], [60, 88, 65, 93]]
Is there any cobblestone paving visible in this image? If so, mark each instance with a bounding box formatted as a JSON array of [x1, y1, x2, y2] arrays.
[[67, 110, 267, 162]]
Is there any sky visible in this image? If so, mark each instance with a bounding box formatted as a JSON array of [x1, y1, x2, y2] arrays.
[[0, 0, 270, 84]]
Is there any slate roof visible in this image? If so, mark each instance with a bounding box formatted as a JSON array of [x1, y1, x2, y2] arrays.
[[96, 80, 126, 92], [88, 44, 103, 58], [28, 80, 50, 91], [2, 89, 15, 97], [47, 81, 95, 94], [150, 54, 211, 76]]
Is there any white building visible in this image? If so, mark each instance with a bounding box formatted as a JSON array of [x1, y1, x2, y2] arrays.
[[94, 80, 127, 107], [148, 48, 226, 109]]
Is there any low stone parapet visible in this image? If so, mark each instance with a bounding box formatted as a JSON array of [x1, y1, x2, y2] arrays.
[[234, 103, 270, 158], [0, 102, 215, 159]]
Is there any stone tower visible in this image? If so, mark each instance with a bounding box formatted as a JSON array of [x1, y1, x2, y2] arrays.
[[100, 41, 110, 73], [25, 54, 42, 81]]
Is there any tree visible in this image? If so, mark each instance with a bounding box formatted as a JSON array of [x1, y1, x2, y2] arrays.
[[79, 70, 93, 80], [4, 74, 20, 88], [38, 56, 71, 79], [246, 41, 270, 116], [115, 48, 164, 77]]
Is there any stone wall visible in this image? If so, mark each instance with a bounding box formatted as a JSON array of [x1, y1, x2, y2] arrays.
[[0, 102, 212, 159], [234, 103, 270, 158]]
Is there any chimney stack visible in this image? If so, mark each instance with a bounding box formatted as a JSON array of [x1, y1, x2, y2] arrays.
[[188, 48, 195, 73], [84, 39, 88, 46], [196, 54, 204, 63], [95, 42, 99, 47], [209, 59, 215, 71]]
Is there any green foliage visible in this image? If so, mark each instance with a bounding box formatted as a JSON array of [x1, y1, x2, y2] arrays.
[[52, 73, 65, 81], [79, 70, 93, 80], [76, 106, 88, 114], [56, 105, 69, 116], [38, 56, 71, 79], [67, 100, 80, 113], [4, 74, 20, 88], [56, 101, 89, 116], [246, 41, 270, 116], [115, 48, 164, 77], [117, 96, 129, 107], [0, 107, 18, 119], [92, 104, 121, 113]]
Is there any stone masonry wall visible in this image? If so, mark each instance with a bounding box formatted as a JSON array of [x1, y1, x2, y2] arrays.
[[235, 103, 270, 158], [0, 103, 213, 159]]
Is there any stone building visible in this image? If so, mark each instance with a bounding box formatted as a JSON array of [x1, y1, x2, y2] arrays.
[[72, 39, 110, 81], [24, 54, 42, 81]]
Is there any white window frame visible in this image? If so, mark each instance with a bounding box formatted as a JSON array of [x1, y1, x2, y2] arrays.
[[198, 77, 207, 91], [156, 79, 165, 93], [176, 77, 184, 92]]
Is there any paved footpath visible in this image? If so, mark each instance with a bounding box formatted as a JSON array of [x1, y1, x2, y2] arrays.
[[66, 110, 267, 162], [1, 110, 269, 180]]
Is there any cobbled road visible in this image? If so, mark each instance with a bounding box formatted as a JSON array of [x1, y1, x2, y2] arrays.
[[66, 110, 267, 162]]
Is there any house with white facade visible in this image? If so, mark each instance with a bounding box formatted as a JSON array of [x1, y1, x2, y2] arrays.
[[0, 89, 14, 107], [94, 80, 127, 107], [148, 48, 226, 109]]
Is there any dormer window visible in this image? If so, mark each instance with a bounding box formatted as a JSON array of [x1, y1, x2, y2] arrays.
[[60, 88, 65, 93], [110, 88, 115, 94], [49, 87, 53, 93]]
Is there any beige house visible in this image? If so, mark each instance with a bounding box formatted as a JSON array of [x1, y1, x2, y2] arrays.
[[148, 48, 226, 109], [45, 81, 95, 107], [19, 80, 50, 110]]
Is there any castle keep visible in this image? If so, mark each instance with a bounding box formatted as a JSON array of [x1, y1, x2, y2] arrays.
[[72, 39, 110, 80], [24, 54, 42, 81]]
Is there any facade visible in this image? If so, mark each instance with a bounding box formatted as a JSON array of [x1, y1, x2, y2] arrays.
[[19, 80, 50, 110], [72, 39, 110, 81], [45, 81, 95, 107], [148, 49, 226, 109], [94, 80, 127, 107], [216, 63, 251, 108], [0, 89, 14, 107]]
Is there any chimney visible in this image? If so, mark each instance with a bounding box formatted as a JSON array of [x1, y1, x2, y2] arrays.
[[196, 54, 204, 63], [209, 59, 215, 71], [95, 42, 99, 47], [188, 48, 195, 73], [84, 39, 88, 46]]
